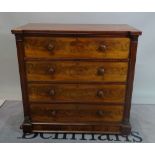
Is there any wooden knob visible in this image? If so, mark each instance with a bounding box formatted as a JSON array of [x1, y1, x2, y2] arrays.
[[47, 43, 55, 51], [97, 90, 104, 98], [48, 67, 55, 74], [98, 67, 105, 75], [97, 110, 104, 116], [49, 89, 55, 96], [98, 44, 107, 52]]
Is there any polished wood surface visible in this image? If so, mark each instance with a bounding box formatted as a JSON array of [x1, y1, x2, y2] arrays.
[[26, 61, 128, 82], [32, 123, 121, 133], [11, 23, 142, 35], [30, 104, 124, 123], [28, 84, 126, 103], [12, 24, 142, 134], [24, 37, 130, 59]]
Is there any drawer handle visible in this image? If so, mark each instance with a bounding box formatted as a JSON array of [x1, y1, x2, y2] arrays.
[[97, 110, 105, 116], [98, 44, 107, 52], [97, 90, 104, 98], [97, 67, 105, 75], [48, 67, 55, 74], [47, 43, 55, 51], [49, 89, 55, 96]]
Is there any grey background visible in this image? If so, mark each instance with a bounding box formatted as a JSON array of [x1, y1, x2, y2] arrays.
[[0, 12, 154, 104]]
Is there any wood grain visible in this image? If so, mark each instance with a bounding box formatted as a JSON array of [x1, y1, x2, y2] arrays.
[[30, 104, 124, 123], [11, 23, 142, 36], [28, 84, 126, 103], [24, 37, 130, 59], [31, 123, 121, 134], [26, 61, 128, 82]]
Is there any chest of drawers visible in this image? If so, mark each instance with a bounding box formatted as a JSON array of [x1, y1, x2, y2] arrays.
[[12, 24, 141, 134]]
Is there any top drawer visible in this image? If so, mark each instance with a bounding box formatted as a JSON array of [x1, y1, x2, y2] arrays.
[[24, 37, 130, 59]]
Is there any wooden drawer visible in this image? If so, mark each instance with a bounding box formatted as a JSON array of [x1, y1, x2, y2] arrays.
[[26, 61, 128, 82], [28, 84, 126, 103], [30, 104, 124, 123], [24, 37, 130, 59]]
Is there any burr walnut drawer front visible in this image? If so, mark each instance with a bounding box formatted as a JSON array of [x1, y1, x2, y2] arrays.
[[24, 37, 130, 59], [28, 84, 126, 103], [30, 104, 124, 123], [26, 61, 128, 82]]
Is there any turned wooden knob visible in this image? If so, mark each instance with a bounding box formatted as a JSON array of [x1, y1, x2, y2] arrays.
[[97, 110, 104, 116], [49, 89, 55, 96], [48, 67, 55, 74], [97, 90, 104, 98], [98, 67, 105, 75], [47, 43, 55, 51], [98, 44, 107, 52]]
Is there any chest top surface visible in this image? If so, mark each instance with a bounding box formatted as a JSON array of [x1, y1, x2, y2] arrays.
[[11, 23, 142, 36]]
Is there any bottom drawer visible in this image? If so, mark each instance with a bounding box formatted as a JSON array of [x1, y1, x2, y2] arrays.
[[30, 104, 124, 123]]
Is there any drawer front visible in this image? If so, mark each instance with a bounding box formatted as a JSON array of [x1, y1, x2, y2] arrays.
[[28, 84, 126, 103], [30, 104, 124, 123], [26, 61, 128, 82], [24, 37, 130, 59]]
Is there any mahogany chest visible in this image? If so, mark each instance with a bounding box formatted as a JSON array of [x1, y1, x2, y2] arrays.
[[12, 24, 141, 134]]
